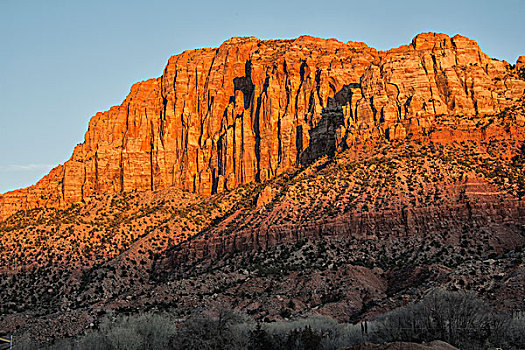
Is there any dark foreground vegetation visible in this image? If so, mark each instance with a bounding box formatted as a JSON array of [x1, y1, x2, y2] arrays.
[[11, 290, 525, 350]]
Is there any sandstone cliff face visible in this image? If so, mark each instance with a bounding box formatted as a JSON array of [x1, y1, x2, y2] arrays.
[[1, 33, 524, 220]]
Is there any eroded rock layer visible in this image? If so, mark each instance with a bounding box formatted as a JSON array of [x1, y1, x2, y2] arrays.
[[1, 33, 524, 220]]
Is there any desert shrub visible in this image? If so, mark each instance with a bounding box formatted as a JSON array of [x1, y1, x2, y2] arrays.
[[46, 337, 74, 350], [7, 333, 73, 350], [76, 331, 111, 350], [9, 333, 39, 350], [77, 312, 176, 350]]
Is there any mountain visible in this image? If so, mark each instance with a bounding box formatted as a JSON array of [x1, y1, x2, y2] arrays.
[[1, 33, 524, 220], [0, 33, 525, 343]]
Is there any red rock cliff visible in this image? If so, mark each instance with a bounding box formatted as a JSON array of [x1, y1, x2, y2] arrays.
[[1, 33, 524, 220]]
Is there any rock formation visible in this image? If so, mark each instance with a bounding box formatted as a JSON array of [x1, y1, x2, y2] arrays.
[[1, 33, 524, 220]]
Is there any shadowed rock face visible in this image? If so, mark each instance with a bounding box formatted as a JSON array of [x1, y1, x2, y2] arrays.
[[1, 33, 525, 220]]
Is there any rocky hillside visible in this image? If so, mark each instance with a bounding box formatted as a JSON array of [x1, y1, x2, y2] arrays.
[[1, 33, 525, 220], [1, 111, 525, 339], [0, 33, 525, 342]]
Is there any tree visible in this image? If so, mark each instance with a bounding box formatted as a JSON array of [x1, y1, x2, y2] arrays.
[[373, 289, 509, 350], [248, 323, 273, 350], [169, 309, 247, 350]]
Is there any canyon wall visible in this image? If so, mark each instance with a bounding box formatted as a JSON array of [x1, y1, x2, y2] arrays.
[[1, 33, 524, 220]]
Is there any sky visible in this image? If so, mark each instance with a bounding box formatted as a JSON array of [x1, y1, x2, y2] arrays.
[[1, 0, 524, 194]]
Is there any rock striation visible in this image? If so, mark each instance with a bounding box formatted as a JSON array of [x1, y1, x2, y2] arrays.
[[1, 33, 524, 220]]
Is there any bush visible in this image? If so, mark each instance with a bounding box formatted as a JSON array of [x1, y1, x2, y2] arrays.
[[78, 312, 176, 350], [10, 333, 39, 350]]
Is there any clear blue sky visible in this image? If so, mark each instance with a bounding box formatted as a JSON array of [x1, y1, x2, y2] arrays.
[[1, 0, 524, 194]]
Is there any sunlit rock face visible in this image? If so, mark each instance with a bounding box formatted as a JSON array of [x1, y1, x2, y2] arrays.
[[1, 33, 524, 220]]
